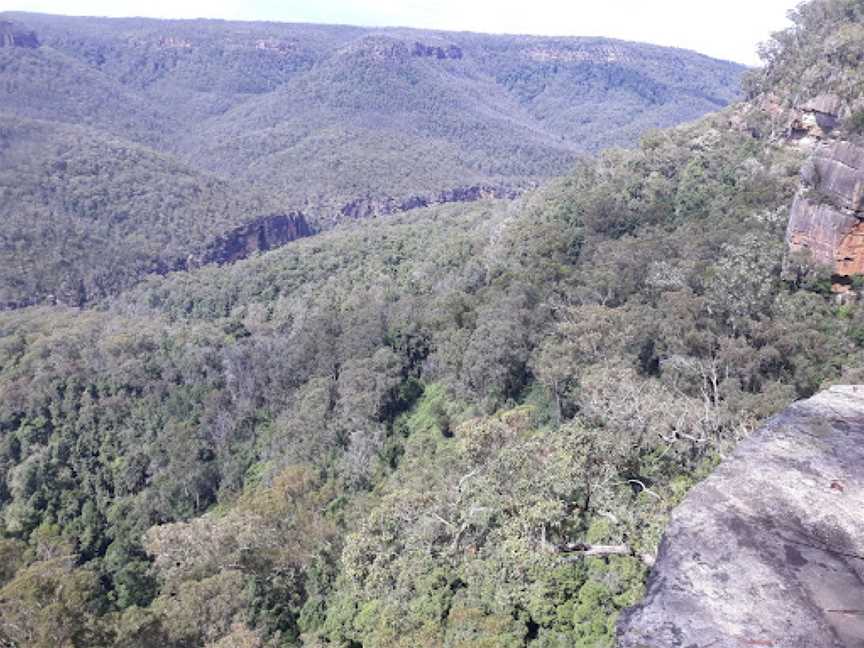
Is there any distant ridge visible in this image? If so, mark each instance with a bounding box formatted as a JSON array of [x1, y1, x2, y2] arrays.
[[0, 11, 744, 306]]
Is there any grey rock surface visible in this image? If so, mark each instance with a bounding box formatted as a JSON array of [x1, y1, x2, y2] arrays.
[[786, 194, 859, 266], [802, 94, 843, 117], [617, 386, 864, 648], [809, 142, 864, 212]]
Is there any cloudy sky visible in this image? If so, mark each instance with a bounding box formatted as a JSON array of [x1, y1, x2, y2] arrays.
[[0, 0, 803, 65]]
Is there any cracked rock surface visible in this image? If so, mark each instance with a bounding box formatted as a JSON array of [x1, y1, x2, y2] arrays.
[[617, 386, 864, 648]]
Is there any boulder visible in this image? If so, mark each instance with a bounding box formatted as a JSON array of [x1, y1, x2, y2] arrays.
[[617, 386, 864, 648], [790, 95, 845, 140]]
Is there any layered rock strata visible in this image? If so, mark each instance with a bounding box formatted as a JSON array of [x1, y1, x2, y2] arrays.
[[785, 106, 864, 286]]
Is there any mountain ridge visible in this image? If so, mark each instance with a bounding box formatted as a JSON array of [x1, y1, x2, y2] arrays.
[[0, 11, 746, 307]]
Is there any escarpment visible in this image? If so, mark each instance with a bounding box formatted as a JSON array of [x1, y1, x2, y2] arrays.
[[617, 386, 864, 648], [412, 42, 463, 60], [783, 95, 864, 289], [188, 212, 314, 268], [0, 212, 314, 311]]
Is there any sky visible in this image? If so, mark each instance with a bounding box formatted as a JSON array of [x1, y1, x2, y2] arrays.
[[0, 0, 803, 65]]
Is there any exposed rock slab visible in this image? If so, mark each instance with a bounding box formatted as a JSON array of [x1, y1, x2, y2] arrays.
[[617, 386, 864, 648], [807, 142, 864, 213], [786, 195, 860, 268], [837, 221, 864, 276], [802, 94, 843, 117], [785, 141, 864, 284]]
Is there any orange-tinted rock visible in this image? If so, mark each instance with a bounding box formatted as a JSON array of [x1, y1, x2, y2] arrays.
[[786, 195, 859, 267], [836, 220, 864, 276]]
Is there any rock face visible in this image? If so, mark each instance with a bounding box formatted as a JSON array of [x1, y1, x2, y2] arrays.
[[805, 142, 864, 213], [790, 94, 844, 140], [786, 196, 860, 267], [837, 221, 864, 276], [0, 21, 39, 48], [617, 385, 864, 648], [412, 42, 463, 60], [189, 212, 313, 267], [786, 141, 864, 282]]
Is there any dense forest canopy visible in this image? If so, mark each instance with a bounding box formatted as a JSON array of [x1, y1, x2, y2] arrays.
[[0, 11, 745, 306], [2, 1, 864, 647]]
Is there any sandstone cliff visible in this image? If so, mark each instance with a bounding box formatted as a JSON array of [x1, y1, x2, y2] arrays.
[[784, 95, 864, 288], [188, 212, 314, 268], [617, 385, 864, 648]]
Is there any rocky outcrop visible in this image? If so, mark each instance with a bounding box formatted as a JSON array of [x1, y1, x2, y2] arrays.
[[0, 21, 39, 48], [786, 195, 860, 267], [786, 140, 864, 284], [0, 213, 313, 311], [412, 42, 463, 60], [804, 142, 864, 212], [188, 212, 313, 268], [339, 185, 522, 220], [836, 221, 864, 277], [523, 44, 636, 64], [255, 38, 300, 55], [617, 385, 864, 648], [790, 94, 844, 141]]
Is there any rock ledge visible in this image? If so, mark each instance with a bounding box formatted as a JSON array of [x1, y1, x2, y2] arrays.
[[617, 386, 864, 648]]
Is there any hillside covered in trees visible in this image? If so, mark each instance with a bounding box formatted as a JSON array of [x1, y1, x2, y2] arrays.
[[2, 1, 864, 647], [0, 11, 745, 306]]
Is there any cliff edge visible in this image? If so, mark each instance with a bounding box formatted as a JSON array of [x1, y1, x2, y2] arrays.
[[617, 386, 864, 648]]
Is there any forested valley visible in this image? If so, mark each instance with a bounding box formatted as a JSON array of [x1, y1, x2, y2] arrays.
[[2, 1, 864, 647]]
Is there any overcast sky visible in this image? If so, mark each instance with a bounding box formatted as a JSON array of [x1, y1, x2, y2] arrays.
[[0, 0, 803, 65]]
